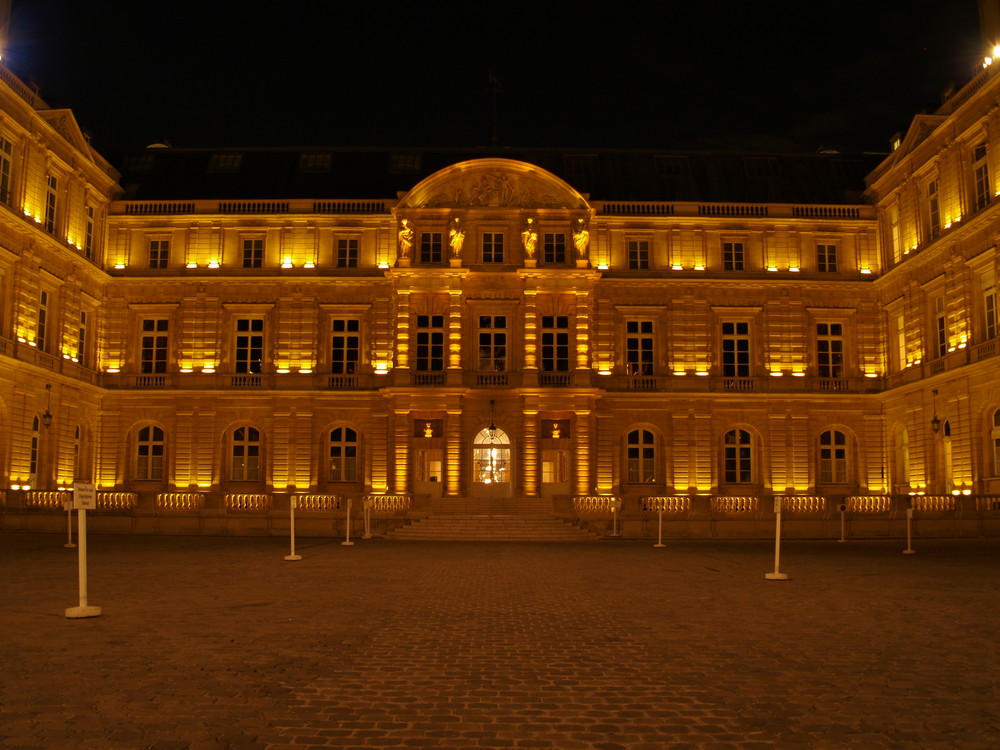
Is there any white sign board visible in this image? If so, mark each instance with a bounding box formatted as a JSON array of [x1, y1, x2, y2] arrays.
[[73, 482, 97, 510]]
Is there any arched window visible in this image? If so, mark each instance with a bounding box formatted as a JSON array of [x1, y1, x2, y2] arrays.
[[474, 426, 511, 485], [724, 429, 753, 483], [626, 429, 656, 484], [819, 429, 848, 484], [29, 416, 39, 477], [231, 426, 261, 481], [329, 427, 358, 482], [993, 409, 1000, 475], [136, 425, 165, 480]]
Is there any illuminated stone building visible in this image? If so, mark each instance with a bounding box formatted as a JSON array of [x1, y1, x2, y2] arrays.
[[0, 50, 998, 537]]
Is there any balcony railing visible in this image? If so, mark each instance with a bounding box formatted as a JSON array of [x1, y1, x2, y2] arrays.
[[115, 198, 391, 217], [595, 200, 874, 221], [538, 372, 571, 387]]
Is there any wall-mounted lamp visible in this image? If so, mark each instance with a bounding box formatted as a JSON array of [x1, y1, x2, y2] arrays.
[[42, 383, 53, 428], [487, 400, 498, 442], [930, 389, 940, 433]]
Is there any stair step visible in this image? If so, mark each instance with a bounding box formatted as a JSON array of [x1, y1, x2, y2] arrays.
[[386, 514, 599, 542]]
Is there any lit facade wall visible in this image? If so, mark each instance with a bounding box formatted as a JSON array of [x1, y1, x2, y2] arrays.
[[1, 55, 999, 520]]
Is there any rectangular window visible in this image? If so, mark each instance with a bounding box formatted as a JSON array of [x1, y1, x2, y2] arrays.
[[540, 315, 570, 372], [478, 315, 507, 372], [627, 240, 650, 270], [721, 321, 751, 377], [148, 239, 169, 268], [974, 142, 991, 211], [77, 311, 88, 367], [816, 244, 838, 273], [895, 314, 907, 370], [928, 180, 941, 239], [235, 318, 264, 374], [298, 153, 331, 172], [242, 238, 263, 268], [0, 136, 12, 205], [625, 320, 654, 375], [986, 288, 997, 340], [415, 315, 445, 371], [420, 232, 442, 264], [935, 296, 947, 357], [337, 238, 359, 268], [44, 175, 58, 233], [816, 323, 844, 377], [36, 291, 49, 351], [723, 241, 745, 271], [84, 206, 95, 259], [331, 319, 360, 374], [541, 449, 569, 483], [482, 233, 504, 263], [140, 319, 169, 373], [543, 233, 566, 264], [889, 206, 902, 262]]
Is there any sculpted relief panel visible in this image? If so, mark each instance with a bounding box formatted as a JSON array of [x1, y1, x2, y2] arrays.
[[398, 159, 590, 211]]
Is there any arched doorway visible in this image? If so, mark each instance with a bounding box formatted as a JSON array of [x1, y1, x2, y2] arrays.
[[472, 426, 512, 497]]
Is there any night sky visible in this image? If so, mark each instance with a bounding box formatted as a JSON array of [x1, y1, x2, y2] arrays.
[[2, 0, 986, 154]]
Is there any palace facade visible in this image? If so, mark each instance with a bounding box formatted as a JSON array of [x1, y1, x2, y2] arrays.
[[0, 50, 998, 537]]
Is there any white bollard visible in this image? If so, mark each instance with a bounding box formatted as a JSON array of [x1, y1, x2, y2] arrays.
[[903, 507, 916, 555], [653, 506, 665, 548], [765, 497, 789, 580], [284, 496, 302, 561], [342, 497, 354, 546]]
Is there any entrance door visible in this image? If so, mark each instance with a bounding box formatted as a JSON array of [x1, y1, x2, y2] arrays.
[[472, 427, 512, 497]]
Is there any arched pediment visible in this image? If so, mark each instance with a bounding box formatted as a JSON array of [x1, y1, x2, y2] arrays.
[[397, 158, 590, 210]]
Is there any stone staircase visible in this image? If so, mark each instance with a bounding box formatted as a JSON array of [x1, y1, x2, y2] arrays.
[[386, 513, 600, 542]]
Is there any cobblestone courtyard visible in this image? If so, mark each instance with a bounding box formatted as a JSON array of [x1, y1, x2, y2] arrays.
[[1, 532, 998, 749]]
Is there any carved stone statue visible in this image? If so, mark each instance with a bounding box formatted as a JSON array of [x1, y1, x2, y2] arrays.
[[572, 219, 590, 257], [398, 219, 414, 259], [521, 217, 538, 259], [448, 218, 465, 258]]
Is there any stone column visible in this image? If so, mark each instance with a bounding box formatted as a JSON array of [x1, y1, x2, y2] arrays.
[[446, 404, 463, 496], [575, 408, 592, 495], [393, 407, 409, 494], [522, 403, 538, 497]]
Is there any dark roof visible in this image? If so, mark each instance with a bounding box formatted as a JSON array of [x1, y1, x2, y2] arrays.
[[111, 146, 884, 205]]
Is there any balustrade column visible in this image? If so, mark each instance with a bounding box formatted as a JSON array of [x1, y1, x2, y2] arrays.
[[575, 409, 592, 495], [522, 406, 538, 497]]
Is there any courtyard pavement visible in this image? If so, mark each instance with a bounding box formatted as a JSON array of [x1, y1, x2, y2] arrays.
[[0, 531, 998, 750]]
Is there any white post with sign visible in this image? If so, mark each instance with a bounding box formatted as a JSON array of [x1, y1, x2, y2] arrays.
[[284, 496, 302, 561], [765, 497, 789, 580], [341, 496, 354, 546], [65, 482, 101, 618], [903, 507, 916, 555]]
